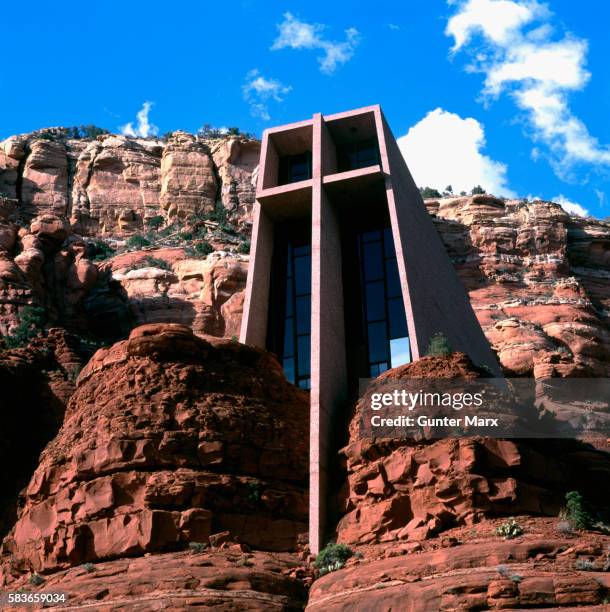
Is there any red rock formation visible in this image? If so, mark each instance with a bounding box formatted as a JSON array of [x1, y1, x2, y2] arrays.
[[8, 549, 309, 611], [430, 195, 610, 377], [96, 249, 248, 338], [0, 324, 309, 584], [0, 329, 88, 540], [336, 354, 610, 546], [211, 137, 259, 228], [1, 130, 259, 236], [308, 517, 610, 611]]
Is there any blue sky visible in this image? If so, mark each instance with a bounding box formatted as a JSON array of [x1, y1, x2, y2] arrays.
[[2, 0, 610, 217]]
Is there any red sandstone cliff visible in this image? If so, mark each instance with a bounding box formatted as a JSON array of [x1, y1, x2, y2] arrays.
[[2, 127, 610, 377], [2, 128, 610, 609]]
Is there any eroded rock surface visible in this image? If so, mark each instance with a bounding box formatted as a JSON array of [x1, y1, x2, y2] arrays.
[[336, 354, 610, 546], [0, 329, 88, 540], [0, 324, 309, 583], [7, 549, 309, 611], [430, 195, 610, 377], [309, 517, 610, 611]]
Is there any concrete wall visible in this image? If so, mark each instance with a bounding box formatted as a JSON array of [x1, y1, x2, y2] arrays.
[[241, 104, 502, 556], [239, 202, 273, 347], [310, 114, 348, 553], [375, 108, 501, 374]]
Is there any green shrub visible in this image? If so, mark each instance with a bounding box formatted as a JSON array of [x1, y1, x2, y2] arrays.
[[471, 185, 487, 195], [188, 542, 207, 553], [29, 573, 45, 586], [146, 215, 165, 230], [5, 306, 47, 348], [86, 239, 115, 261], [419, 186, 442, 198], [126, 234, 151, 250], [495, 518, 524, 540], [76, 125, 110, 139], [143, 256, 171, 271], [210, 201, 227, 223], [425, 332, 452, 356], [247, 481, 262, 504], [510, 574, 523, 582], [82, 562, 95, 573], [315, 543, 353, 574], [194, 241, 213, 256], [562, 491, 594, 530]]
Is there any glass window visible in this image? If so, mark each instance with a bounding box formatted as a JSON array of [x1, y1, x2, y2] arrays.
[[337, 140, 379, 171], [370, 362, 388, 377], [357, 141, 377, 166], [285, 279, 294, 316], [365, 281, 385, 322], [297, 335, 311, 376], [278, 153, 312, 185], [383, 228, 395, 257], [298, 378, 311, 390], [385, 259, 401, 298], [390, 337, 411, 368], [296, 296, 311, 334], [294, 255, 311, 296], [283, 358, 295, 384], [283, 318, 294, 357], [363, 230, 381, 243], [358, 227, 411, 378], [388, 297, 408, 338], [363, 242, 383, 281], [275, 234, 312, 388], [367, 321, 387, 363]]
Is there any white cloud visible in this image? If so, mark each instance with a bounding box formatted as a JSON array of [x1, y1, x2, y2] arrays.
[[398, 107, 515, 197], [242, 69, 292, 121], [271, 12, 360, 74], [552, 194, 589, 217], [120, 101, 158, 138], [446, 0, 610, 178], [447, 0, 544, 51]]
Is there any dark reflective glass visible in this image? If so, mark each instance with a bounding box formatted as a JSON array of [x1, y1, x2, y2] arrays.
[[368, 321, 387, 363], [385, 259, 401, 298], [357, 144, 376, 165], [297, 336, 311, 376], [388, 297, 408, 338], [294, 244, 311, 257], [298, 378, 311, 390], [370, 362, 388, 377], [363, 230, 381, 243], [283, 358, 295, 383], [286, 245, 293, 276], [337, 140, 379, 171], [296, 295, 311, 334], [294, 255, 311, 296], [383, 228, 395, 257], [365, 281, 385, 322], [285, 279, 294, 316], [283, 317, 294, 357], [363, 242, 383, 281]]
